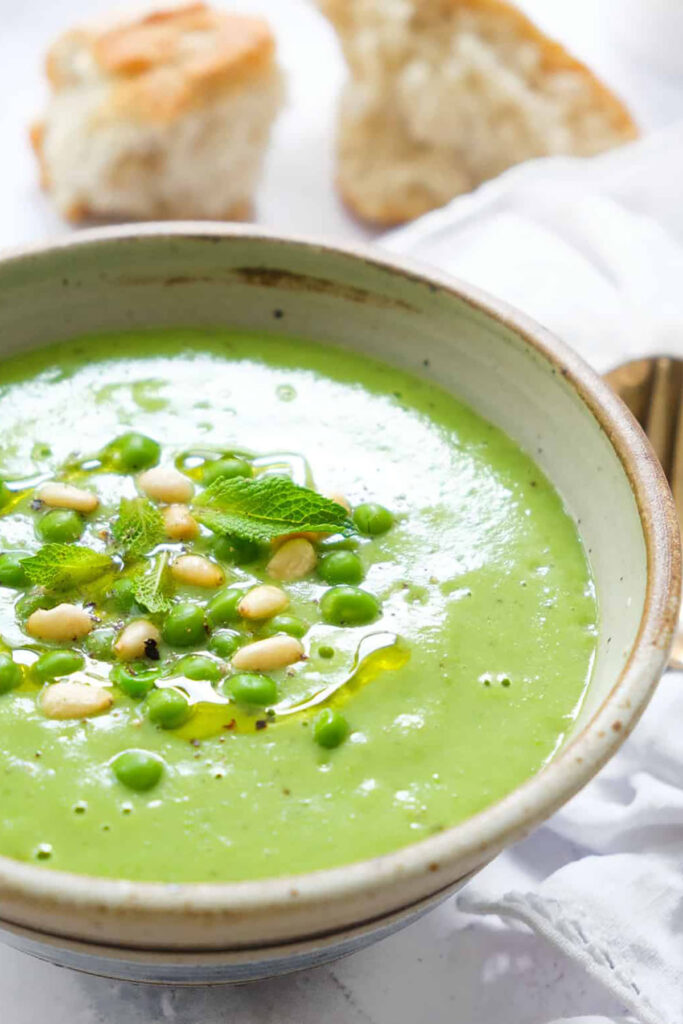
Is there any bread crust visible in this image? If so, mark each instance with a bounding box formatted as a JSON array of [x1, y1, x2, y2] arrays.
[[29, 121, 49, 189], [47, 4, 276, 123], [322, 0, 636, 137], [62, 197, 252, 225], [458, 0, 636, 138], [319, 0, 637, 225]]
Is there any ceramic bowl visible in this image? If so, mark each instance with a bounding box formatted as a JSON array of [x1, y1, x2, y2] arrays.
[[0, 224, 678, 983]]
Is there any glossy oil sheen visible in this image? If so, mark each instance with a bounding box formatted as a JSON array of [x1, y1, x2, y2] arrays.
[[0, 330, 597, 882]]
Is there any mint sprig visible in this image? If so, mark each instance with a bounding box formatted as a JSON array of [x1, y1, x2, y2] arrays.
[[21, 545, 112, 592], [112, 497, 165, 558], [130, 553, 172, 614], [193, 476, 355, 542]]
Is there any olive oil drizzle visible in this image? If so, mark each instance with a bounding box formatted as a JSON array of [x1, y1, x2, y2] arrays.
[[165, 632, 409, 740]]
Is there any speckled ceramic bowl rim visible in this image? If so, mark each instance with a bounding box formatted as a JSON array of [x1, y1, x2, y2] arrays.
[[0, 223, 679, 929]]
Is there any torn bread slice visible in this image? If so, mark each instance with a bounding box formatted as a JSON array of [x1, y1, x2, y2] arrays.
[[31, 3, 284, 222], [317, 0, 637, 225]]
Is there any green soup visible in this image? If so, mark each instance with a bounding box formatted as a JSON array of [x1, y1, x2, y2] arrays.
[[0, 330, 597, 882]]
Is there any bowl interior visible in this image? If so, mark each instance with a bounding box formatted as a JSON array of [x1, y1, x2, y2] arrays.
[[0, 226, 675, 954], [0, 228, 647, 737]]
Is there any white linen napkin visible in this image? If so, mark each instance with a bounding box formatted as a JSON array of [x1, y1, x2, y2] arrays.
[[382, 122, 683, 1024]]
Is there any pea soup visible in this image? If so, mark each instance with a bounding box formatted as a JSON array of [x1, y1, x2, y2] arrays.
[[0, 330, 597, 882]]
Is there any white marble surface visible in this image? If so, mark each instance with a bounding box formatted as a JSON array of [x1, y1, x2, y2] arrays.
[[1, 1, 682, 1020]]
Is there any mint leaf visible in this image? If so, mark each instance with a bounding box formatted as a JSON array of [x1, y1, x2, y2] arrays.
[[193, 475, 355, 542], [112, 497, 165, 558], [22, 545, 112, 592], [130, 553, 172, 614]]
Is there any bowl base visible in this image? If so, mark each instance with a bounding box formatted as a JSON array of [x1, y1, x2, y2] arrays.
[[0, 874, 470, 984]]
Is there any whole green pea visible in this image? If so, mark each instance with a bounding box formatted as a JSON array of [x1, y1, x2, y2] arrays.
[[318, 536, 359, 554], [320, 586, 380, 627], [225, 672, 277, 707], [313, 708, 349, 749], [318, 550, 364, 586], [0, 553, 29, 589], [85, 627, 117, 661], [202, 458, 252, 486], [352, 502, 393, 536], [174, 654, 222, 681], [162, 602, 206, 647], [205, 586, 248, 628], [111, 749, 164, 791], [110, 662, 160, 699], [110, 432, 160, 472], [15, 592, 54, 620], [0, 653, 22, 695], [0, 480, 11, 510], [146, 687, 192, 729], [212, 534, 262, 566], [109, 577, 138, 614], [262, 614, 307, 638], [37, 508, 83, 543], [34, 649, 84, 683], [207, 629, 241, 658]]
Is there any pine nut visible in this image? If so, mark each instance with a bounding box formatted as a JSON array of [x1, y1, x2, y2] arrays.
[[275, 530, 321, 544], [138, 466, 193, 503], [162, 504, 199, 540], [267, 537, 317, 581], [326, 491, 352, 513], [37, 482, 99, 513], [232, 635, 304, 671], [238, 585, 289, 620], [171, 554, 224, 588], [41, 679, 113, 720], [26, 604, 93, 641], [114, 619, 161, 661]]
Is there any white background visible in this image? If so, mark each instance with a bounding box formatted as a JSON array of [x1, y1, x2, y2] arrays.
[[0, 1, 682, 1021]]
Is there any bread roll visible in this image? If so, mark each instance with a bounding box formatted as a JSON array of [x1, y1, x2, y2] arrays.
[[317, 0, 637, 225], [31, 3, 284, 222]]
